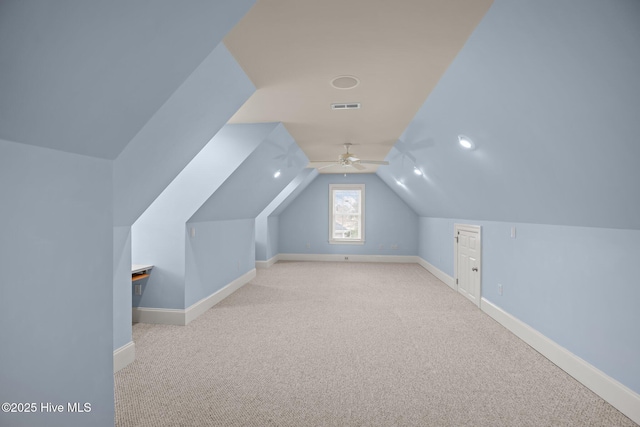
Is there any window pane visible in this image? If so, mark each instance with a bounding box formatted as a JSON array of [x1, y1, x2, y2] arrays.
[[333, 214, 348, 239], [334, 190, 360, 215], [329, 185, 364, 243], [333, 214, 360, 239], [344, 214, 360, 239]]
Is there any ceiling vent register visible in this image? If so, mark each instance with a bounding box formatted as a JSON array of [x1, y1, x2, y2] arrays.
[[331, 103, 361, 110]]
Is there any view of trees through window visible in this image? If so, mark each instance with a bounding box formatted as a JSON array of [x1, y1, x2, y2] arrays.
[[332, 188, 361, 240]]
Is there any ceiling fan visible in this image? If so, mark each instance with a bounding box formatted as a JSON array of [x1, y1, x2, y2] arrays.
[[308, 143, 389, 171]]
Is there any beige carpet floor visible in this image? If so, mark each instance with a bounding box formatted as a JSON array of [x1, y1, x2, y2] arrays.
[[115, 262, 637, 426]]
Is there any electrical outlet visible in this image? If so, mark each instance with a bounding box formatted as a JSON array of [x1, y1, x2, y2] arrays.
[[306, 242, 311, 248], [344, 256, 349, 261], [510, 226, 516, 239], [190, 227, 196, 238], [135, 284, 142, 296], [498, 283, 503, 296]]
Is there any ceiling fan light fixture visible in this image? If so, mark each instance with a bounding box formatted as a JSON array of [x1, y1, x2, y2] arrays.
[[273, 170, 281, 178], [458, 135, 475, 150]]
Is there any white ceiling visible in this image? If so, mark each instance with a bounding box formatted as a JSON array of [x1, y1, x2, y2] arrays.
[[224, 0, 493, 173]]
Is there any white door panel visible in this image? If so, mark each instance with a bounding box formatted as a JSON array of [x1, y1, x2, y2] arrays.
[[455, 225, 481, 307]]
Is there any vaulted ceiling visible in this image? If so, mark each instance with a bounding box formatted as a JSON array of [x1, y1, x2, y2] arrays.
[[1, 0, 639, 230], [224, 0, 492, 173]]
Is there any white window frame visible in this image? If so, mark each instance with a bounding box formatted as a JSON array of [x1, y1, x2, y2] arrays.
[[329, 184, 365, 245]]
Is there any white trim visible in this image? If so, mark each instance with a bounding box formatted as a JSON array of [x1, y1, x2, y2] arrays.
[[131, 264, 153, 274], [410, 256, 640, 423], [256, 255, 280, 269], [453, 223, 482, 307], [329, 183, 365, 245], [417, 257, 455, 290], [113, 341, 135, 373], [328, 239, 365, 245], [481, 297, 640, 425], [131, 269, 256, 326], [185, 269, 256, 324], [278, 253, 419, 263], [132, 307, 185, 325]]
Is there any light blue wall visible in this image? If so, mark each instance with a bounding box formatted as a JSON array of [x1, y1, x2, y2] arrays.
[[185, 124, 308, 305], [279, 174, 419, 255], [256, 215, 280, 261], [266, 216, 280, 261], [0, 2, 257, 421], [185, 219, 256, 307], [115, 43, 255, 346], [113, 226, 132, 350], [132, 220, 187, 309], [132, 123, 275, 309], [270, 169, 319, 218], [419, 217, 640, 394], [418, 217, 454, 275], [0, 139, 114, 426], [133, 123, 307, 310], [255, 168, 318, 261]]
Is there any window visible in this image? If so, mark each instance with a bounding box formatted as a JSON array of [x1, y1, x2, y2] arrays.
[[329, 184, 365, 244]]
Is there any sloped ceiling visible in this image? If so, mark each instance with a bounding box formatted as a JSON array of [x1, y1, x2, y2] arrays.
[[135, 123, 278, 229], [376, 0, 640, 230], [189, 124, 309, 222], [0, 0, 254, 158], [114, 44, 255, 227], [224, 0, 493, 173], [268, 168, 319, 218]]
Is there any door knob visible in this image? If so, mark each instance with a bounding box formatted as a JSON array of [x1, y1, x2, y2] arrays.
[[472, 267, 478, 272]]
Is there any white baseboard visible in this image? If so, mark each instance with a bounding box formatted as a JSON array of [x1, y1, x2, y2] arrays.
[[185, 269, 256, 324], [417, 257, 455, 290], [481, 297, 640, 425], [256, 255, 280, 269], [132, 306, 185, 325], [113, 341, 135, 373], [417, 257, 640, 423], [132, 269, 256, 326], [278, 253, 419, 263]]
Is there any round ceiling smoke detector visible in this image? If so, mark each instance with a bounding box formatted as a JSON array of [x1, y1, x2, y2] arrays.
[[330, 75, 360, 90]]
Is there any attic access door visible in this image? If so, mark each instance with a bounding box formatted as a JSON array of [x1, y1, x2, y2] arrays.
[[454, 224, 481, 307]]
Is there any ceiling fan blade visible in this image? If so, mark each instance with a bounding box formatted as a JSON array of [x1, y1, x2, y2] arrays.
[[346, 156, 360, 162], [317, 163, 340, 170], [308, 161, 336, 167], [358, 160, 389, 165], [308, 162, 340, 170], [351, 162, 366, 171]]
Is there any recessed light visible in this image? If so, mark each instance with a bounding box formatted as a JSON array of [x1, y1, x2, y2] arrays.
[[458, 135, 475, 150], [273, 170, 281, 178], [413, 167, 422, 176], [330, 75, 360, 90]]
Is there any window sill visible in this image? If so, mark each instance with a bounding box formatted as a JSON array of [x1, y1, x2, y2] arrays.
[[328, 239, 365, 245]]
